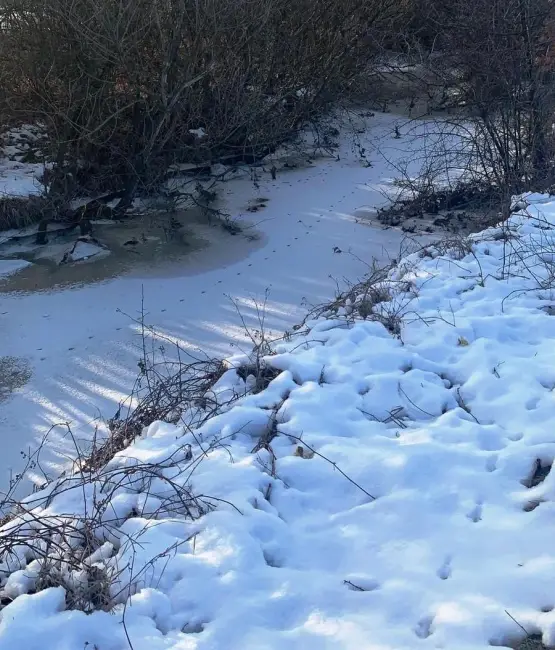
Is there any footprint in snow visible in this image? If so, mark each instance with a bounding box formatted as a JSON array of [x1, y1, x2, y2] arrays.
[[414, 616, 434, 639], [262, 549, 282, 568], [466, 503, 483, 523], [524, 459, 552, 488], [436, 556, 452, 580], [523, 499, 543, 512], [486, 454, 498, 472], [526, 397, 540, 411]]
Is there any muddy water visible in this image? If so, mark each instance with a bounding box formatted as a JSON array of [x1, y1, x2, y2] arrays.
[[0, 207, 263, 294]]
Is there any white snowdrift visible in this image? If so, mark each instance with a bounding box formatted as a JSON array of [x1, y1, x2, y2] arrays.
[[3, 195, 555, 649]]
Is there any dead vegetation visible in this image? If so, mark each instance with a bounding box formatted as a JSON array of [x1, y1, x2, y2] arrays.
[[0, 440, 217, 614], [88, 358, 227, 471], [0, 0, 408, 217], [0, 335, 247, 615], [0, 292, 290, 617], [0, 195, 69, 231], [297, 243, 426, 337], [515, 637, 550, 650], [381, 0, 555, 229], [3, 203, 555, 621], [376, 178, 502, 232]]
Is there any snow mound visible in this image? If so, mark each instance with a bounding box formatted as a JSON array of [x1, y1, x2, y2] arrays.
[[3, 195, 555, 649]]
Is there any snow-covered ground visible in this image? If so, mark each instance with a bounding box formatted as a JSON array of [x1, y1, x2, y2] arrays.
[[0, 111, 437, 491], [0, 159, 43, 197], [2, 194, 555, 649]]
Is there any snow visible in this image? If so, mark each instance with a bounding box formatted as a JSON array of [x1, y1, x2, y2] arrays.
[[2, 194, 555, 648], [0, 159, 43, 196], [0, 259, 31, 278], [0, 110, 436, 490]]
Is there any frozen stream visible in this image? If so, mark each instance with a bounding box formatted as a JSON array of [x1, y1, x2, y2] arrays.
[[0, 111, 439, 491]]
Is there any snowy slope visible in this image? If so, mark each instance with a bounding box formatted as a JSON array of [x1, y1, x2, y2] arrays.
[[2, 194, 555, 649]]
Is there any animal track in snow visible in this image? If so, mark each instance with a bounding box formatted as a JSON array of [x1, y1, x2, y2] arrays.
[[414, 615, 434, 639], [477, 430, 507, 451], [522, 459, 552, 488], [522, 499, 543, 512], [486, 454, 498, 472], [525, 397, 540, 410], [262, 549, 282, 568], [181, 622, 206, 634], [343, 577, 380, 592], [466, 502, 483, 523], [436, 555, 452, 580]]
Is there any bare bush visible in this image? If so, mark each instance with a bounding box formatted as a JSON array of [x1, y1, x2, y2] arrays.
[[298, 240, 428, 337], [0, 293, 292, 616], [0, 438, 217, 614], [0, 0, 407, 209], [397, 0, 555, 218]]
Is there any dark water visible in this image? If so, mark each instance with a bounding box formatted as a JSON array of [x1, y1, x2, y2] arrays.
[[0, 208, 262, 294]]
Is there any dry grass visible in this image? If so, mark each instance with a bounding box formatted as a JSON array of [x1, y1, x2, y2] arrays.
[[0, 445, 216, 613], [87, 357, 227, 472], [515, 637, 549, 650], [299, 250, 424, 338], [0, 196, 53, 230]]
